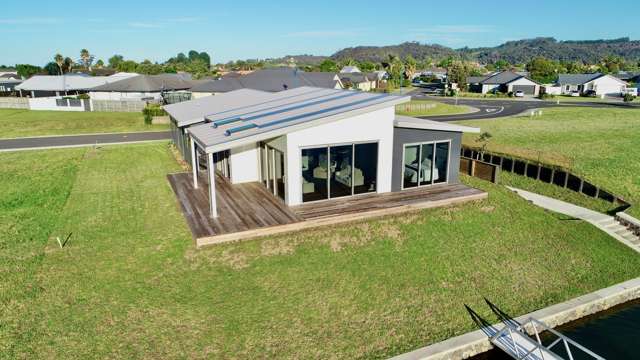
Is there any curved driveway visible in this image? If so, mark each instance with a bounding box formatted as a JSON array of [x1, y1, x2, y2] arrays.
[[411, 93, 640, 122]]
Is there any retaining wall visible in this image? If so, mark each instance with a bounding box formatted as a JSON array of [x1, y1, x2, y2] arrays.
[[0, 97, 29, 109], [462, 146, 630, 207]]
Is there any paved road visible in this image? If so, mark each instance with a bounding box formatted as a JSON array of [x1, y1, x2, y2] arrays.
[[0, 131, 171, 152], [410, 92, 640, 122]]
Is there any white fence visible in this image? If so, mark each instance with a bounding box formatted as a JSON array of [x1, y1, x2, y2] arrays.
[[27, 97, 87, 111], [0, 97, 29, 109]]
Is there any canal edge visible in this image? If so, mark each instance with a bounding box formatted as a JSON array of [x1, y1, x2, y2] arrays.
[[389, 276, 640, 360]]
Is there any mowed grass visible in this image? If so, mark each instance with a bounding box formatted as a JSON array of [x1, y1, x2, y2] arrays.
[[457, 107, 640, 217], [2, 143, 640, 359], [396, 100, 471, 117], [0, 109, 168, 139]]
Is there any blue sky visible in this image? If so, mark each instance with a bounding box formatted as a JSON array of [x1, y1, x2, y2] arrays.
[[2, 0, 639, 66]]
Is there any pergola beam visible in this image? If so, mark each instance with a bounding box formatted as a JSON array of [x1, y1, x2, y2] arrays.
[[190, 136, 198, 189]]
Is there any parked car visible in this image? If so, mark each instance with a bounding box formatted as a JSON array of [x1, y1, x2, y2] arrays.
[[514, 90, 524, 98]]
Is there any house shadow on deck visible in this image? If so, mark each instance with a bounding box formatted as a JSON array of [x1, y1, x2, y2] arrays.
[[167, 172, 487, 248]]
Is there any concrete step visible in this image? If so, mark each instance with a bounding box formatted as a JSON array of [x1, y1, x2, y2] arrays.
[[598, 218, 617, 226], [606, 224, 628, 233], [616, 230, 634, 238]]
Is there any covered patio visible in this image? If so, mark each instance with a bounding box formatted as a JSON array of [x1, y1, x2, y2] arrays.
[[168, 170, 487, 247]]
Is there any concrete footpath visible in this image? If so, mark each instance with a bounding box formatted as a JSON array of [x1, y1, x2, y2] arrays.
[[0, 131, 171, 152], [508, 187, 640, 253]]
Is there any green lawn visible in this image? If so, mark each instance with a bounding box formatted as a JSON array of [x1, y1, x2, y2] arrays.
[[396, 100, 471, 117], [3, 143, 640, 359], [0, 109, 168, 139], [456, 107, 640, 217]]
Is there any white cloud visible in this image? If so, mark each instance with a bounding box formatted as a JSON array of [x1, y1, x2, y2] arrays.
[[167, 17, 200, 23], [0, 17, 61, 25], [128, 22, 163, 29]]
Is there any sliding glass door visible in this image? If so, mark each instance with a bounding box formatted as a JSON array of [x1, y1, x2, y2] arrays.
[[301, 142, 378, 203], [402, 141, 450, 189]]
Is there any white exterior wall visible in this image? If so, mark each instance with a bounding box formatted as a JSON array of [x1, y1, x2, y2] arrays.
[[27, 97, 85, 111], [588, 76, 627, 97], [543, 86, 562, 95], [284, 107, 395, 206], [89, 91, 162, 101], [229, 143, 260, 184], [481, 84, 499, 94]]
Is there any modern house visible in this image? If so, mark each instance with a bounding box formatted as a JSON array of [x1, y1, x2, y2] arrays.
[[164, 86, 480, 228], [556, 73, 629, 97], [189, 68, 343, 98], [467, 71, 540, 96], [0, 74, 22, 94], [15, 74, 115, 97], [89, 74, 195, 101], [340, 66, 362, 73]]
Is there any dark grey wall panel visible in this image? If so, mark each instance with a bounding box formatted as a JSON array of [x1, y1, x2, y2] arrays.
[[391, 127, 462, 192]]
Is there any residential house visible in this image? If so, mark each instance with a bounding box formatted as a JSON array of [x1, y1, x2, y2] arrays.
[[414, 67, 447, 82], [0, 73, 22, 94], [189, 68, 343, 98], [340, 66, 361, 73], [15, 73, 128, 98], [556, 73, 628, 97], [338, 72, 376, 91], [467, 71, 540, 96], [163, 86, 480, 223], [89, 74, 195, 101]]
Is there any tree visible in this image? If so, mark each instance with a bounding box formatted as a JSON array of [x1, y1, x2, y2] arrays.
[[404, 55, 417, 80], [79, 49, 95, 70], [44, 62, 60, 75], [446, 60, 471, 91], [116, 60, 138, 72], [318, 59, 338, 72], [494, 59, 510, 71], [526, 57, 562, 83], [358, 61, 377, 72], [95, 59, 104, 68], [188, 50, 199, 62], [54, 53, 64, 75], [108, 54, 124, 69], [63, 57, 74, 73], [16, 64, 41, 79], [384, 54, 404, 87]]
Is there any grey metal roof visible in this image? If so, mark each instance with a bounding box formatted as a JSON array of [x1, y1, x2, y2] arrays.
[[481, 71, 526, 85], [165, 88, 286, 127], [190, 68, 343, 93], [557, 73, 604, 85], [90, 74, 196, 92], [185, 86, 409, 152], [467, 76, 489, 84], [338, 73, 371, 84], [394, 115, 480, 133]]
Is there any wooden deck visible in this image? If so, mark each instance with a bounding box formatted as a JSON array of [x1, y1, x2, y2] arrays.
[[167, 172, 300, 239], [167, 172, 487, 247]]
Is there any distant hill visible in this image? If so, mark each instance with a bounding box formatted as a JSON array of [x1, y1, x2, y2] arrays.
[[466, 37, 640, 64], [332, 42, 457, 63], [328, 38, 640, 65]]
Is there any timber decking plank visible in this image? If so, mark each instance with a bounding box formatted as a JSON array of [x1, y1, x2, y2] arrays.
[[167, 172, 486, 242]]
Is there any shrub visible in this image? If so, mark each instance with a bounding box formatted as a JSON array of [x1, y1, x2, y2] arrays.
[[77, 93, 90, 100], [539, 93, 555, 100], [142, 103, 166, 125], [623, 93, 636, 102]]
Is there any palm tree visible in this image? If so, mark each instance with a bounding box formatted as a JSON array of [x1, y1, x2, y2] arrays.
[[80, 49, 94, 71], [54, 53, 64, 75]]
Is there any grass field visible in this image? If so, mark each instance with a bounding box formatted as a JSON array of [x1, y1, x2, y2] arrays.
[[2, 143, 640, 359], [396, 100, 471, 117], [0, 109, 168, 139], [457, 107, 640, 217]]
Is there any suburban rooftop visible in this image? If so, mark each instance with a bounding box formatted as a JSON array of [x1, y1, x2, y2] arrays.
[[178, 87, 410, 152]]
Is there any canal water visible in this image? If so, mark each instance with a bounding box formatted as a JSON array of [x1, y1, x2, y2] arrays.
[[470, 299, 640, 359]]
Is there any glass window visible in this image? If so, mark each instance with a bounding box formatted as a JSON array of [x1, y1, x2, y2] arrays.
[[330, 145, 353, 198], [419, 143, 434, 186], [353, 143, 378, 194], [403, 145, 420, 188], [434, 142, 449, 184], [301, 147, 328, 202]]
